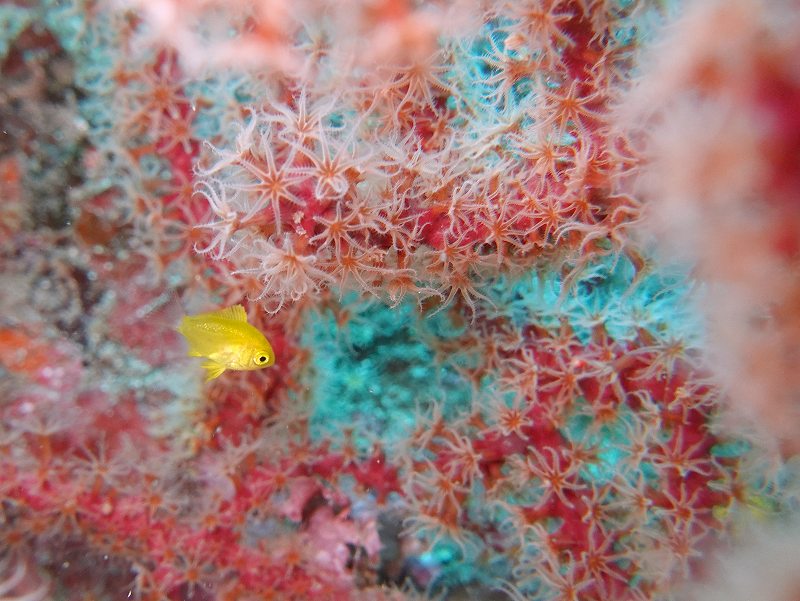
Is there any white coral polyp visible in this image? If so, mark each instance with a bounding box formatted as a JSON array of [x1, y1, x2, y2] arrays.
[[237, 234, 334, 312]]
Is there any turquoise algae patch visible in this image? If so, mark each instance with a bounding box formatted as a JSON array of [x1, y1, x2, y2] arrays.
[[300, 293, 480, 453], [484, 252, 703, 346], [299, 254, 702, 455]]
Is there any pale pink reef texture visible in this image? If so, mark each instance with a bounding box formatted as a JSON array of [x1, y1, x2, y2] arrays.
[[0, 1, 799, 600]]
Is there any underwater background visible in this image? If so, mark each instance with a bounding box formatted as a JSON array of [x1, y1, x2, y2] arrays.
[[1, 0, 800, 599]]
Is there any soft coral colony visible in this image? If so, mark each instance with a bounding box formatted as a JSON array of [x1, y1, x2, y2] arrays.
[[1, 0, 798, 600]]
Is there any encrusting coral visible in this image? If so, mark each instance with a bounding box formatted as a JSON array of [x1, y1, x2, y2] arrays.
[[0, 0, 798, 599]]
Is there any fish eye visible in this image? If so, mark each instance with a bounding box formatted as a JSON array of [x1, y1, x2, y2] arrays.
[[258, 356, 267, 363]]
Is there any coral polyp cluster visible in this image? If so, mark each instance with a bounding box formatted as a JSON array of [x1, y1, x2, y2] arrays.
[[190, 1, 645, 316], [1, 0, 798, 600]]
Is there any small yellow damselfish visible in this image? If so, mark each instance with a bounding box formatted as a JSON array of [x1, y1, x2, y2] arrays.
[[177, 304, 275, 381]]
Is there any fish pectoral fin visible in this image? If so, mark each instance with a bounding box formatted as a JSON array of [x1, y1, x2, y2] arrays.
[[201, 361, 227, 381]]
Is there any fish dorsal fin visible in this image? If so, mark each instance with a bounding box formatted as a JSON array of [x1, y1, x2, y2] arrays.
[[212, 304, 248, 323]]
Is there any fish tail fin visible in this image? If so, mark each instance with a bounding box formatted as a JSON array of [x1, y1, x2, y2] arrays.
[[201, 361, 227, 381], [177, 316, 198, 355], [177, 315, 215, 357], [133, 289, 186, 329]]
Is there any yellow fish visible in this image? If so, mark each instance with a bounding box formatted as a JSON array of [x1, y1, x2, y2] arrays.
[[177, 304, 275, 381]]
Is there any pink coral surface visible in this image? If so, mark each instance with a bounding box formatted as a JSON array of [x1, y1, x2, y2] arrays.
[[1, 1, 799, 600]]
